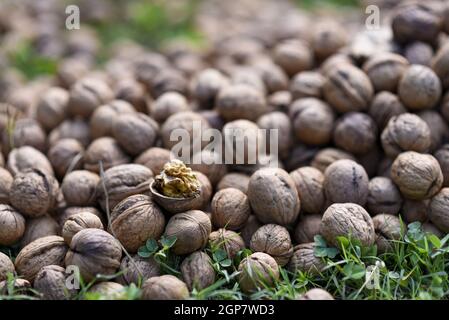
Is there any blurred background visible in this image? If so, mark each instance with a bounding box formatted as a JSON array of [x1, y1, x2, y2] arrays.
[[0, 0, 393, 80]]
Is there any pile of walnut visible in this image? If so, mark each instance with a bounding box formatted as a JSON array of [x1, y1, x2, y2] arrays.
[[1, 0, 449, 300]]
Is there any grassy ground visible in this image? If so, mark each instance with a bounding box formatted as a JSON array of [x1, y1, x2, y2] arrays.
[[2, 221, 448, 300]]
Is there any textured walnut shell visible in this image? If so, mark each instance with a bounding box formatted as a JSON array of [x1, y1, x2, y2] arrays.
[[84, 137, 130, 173], [398, 65, 441, 110], [134, 147, 172, 176], [110, 194, 165, 253], [10, 169, 59, 218], [373, 214, 402, 253], [0, 252, 15, 282], [48, 139, 84, 178], [423, 222, 444, 238], [97, 164, 153, 212], [402, 199, 429, 223], [238, 252, 279, 294], [290, 166, 325, 215], [164, 210, 211, 255], [405, 41, 433, 66], [0, 278, 31, 295], [418, 110, 449, 152], [311, 148, 356, 173], [248, 168, 300, 226], [90, 100, 136, 139], [391, 2, 442, 45], [181, 251, 215, 291], [217, 173, 250, 194], [211, 188, 250, 230], [191, 69, 229, 108], [62, 212, 104, 245], [112, 112, 159, 156], [151, 92, 189, 123], [7, 146, 54, 176], [15, 236, 68, 282], [65, 229, 122, 282], [36, 87, 69, 131], [297, 288, 334, 300], [48, 118, 91, 147], [216, 84, 268, 122], [381, 113, 431, 158], [333, 112, 378, 155], [0, 167, 12, 203], [118, 254, 160, 286], [88, 281, 125, 299], [362, 52, 409, 92], [391, 151, 443, 200], [209, 229, 245, 259], [288, 243, 326, 275], [56, 206, 104, 229], [435, 144, 449, 187], [141, 275, 189, 300], [2, 118, 46, 155], [294, 214, 322, 244], [432, 43, 449, 90], [369, 92, 406, 131], [429, 188, 449, 233], [21, 215, 60, 247], [289, 98, 335, 146], [320, 203, 375, 247], [67, 77, 114, 118], [115, 78, 149, 113], [323, 160, 369, 206], [0, 204, 25, 246], [273, 39, 313, 76], [323, 64, 374, 113], [312, 21, 347, 60], [367, 177, 403, 216], [250, 224, 293, 266], [62, 170, 100, 206], [290, 71, 325, 100], [34, 265, 76, 300]]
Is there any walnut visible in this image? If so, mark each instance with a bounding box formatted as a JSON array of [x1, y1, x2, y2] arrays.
[[164, 210, 211, 255], [290, 166, 325, 215], [238, 252, 279, 293], [0, 252, 15, 282], [48, 139, 84, 178], [88, 282, 125, 299], [247, 168, 300, 226], [323, 160, 369, 206], [134, 147, 172, 176], [141, 275, 189, 300], [381, 113, 431, 158], [209, 229, 245, 259], [21, 215, 60, 247], [320, 203, 375, 247], [311, 148, 356, 173], [250, 224, 293, 266], [151, 92, 189, 123], [373, 214, 402, 253], [217, 173, 250, 194], [240, 215, 262, 247], [65, 229, 122, 282], [97, 164, 153, 212], [288, 243, 326, 275], [294, 214, 322, 244], [15, 236, 68, 282], [391, 151, 443, 200], [35, 87, 69, 131], [9, 169, 59, 218], [367, 177, 403, 216], [89, 100, 135, 139], [0, 167, 12, 203], [62, 212, 104, 245], [7, 146, 54, 176], [84, 137, 130, 173], [211, 188, 250, 230], [297, 288, 334, 300], [61, 170, 100, 206], [429, 188, 449, 233], [110, 194, 165, 253], [401, 199, 428, 223], [181, 251, 216, 291], [34, 265, 76, 300], [118, 255, 160, 286]]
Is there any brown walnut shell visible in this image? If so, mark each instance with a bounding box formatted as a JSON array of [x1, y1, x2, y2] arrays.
[[238, 252, 279, 294], [180, 251, 216, 291], [211, 188, 250, 230], [34, 265, 77, 300], [141, 275, 189, 300], [288, 243, 326, 275], [250, 224, 293, 266], [62, 212, 104, 245]]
